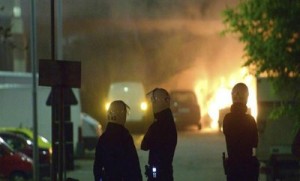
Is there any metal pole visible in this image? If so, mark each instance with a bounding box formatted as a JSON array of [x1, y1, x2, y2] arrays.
[[57, 89, 63, 181], [29, 0, 39, 180], [51, 1, 66, 180], [51, 0, 55, 60], [59, 88, 65, 181], [56, 1, 66, 179], [50, 1, 58, 181], [56, 0, 63, 60], [51, 99, 58, 181]]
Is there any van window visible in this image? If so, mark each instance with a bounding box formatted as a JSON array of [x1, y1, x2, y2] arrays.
[[171, 91, 197, 104]]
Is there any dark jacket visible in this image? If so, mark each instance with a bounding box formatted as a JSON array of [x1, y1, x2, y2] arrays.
[[223, 103, 259, 181], [93, 122, 142, 181], [141, 108, 177, 176], [223, 103, 258, 160]]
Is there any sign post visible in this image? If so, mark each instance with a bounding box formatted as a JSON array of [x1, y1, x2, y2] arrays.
[[39, 59, 81, 181]]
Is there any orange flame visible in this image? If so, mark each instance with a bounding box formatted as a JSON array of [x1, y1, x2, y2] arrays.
[[194, 67, 257, 130]]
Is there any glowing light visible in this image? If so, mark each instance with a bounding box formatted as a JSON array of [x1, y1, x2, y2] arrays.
[[140, 101, 148, 111], [105, 102, 110, 110], [26, 140, 33, 145], [13, 6, 21, 17], [194, 67, 257, 130], [40, 136, 50, 143], [49, 147, 53, 155]]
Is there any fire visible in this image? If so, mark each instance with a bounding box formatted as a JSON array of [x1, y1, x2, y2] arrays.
[[194, 67, 257, 130]]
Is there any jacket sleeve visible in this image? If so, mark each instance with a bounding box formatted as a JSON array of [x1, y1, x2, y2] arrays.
[[124, 135, 143, 181], [141, 123, 155, 150], [93, 140, 104, 181]]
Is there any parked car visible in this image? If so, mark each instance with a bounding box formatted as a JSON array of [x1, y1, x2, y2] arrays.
[[0, 131, 50, 177], [0, 137, 33, 181], [169, 90, 201, 130], [0, 127, 51, 151]]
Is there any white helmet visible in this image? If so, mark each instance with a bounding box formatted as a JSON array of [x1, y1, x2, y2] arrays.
[[147, 88, 170, 113], [231, 83, 249, 104], [107, 100, 130, 125]]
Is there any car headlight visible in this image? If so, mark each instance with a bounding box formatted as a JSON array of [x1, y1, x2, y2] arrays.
[[105, 102, 111, 111], [140, 102, 148, 111]]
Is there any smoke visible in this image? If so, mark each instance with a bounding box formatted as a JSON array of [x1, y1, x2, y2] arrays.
[[60, 0, 244, 121]]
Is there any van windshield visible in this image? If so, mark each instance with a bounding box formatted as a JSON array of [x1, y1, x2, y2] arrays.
[[171, 92, 197, 104]]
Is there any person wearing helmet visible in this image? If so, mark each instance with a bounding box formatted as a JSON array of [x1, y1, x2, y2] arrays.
[[93, 100, 142, 181], [223, 83, 259, 181], [141, 88, 177, 181]]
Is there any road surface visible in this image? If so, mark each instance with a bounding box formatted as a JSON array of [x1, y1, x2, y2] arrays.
[[63, 127, 267, 181]]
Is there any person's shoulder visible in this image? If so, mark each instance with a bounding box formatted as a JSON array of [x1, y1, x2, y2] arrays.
[[95, 133, 107, 149], [146, 121, 161, 134], [150, 120, 160, 127], [223, 112, 233, 122], [97, 131, 107, 141], [223, 112, 240, 130], [120, 127, 134, 139], [245, 114, 256, 122]]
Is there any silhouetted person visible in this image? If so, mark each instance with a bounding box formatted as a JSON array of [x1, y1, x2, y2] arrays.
[[141, 88, 177, 181], [93, 100, 142, 181], [223, 83, 259, 181]]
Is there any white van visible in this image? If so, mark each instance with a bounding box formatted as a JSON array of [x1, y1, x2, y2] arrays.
[[105, 82, 150, 122]]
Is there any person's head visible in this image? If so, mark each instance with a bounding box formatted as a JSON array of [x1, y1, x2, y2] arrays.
[[231, 83, 249, 105], [107, 100, 130, 126], [147, 88, 170, 113]]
